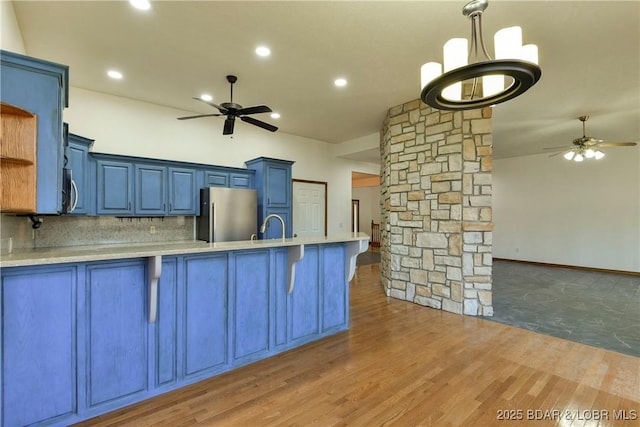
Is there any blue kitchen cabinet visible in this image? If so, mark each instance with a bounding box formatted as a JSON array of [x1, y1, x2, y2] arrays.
[[245, 157, 294, 239], [182, 254, 229, 378], [96, 159, 134, 215], [168, 167, 197, 215], [203, 170, 229, 187], [84, 260, 149, 410], [231, 251, 271, 363], [229, 172, 252, 188], [135, 164, 167, 215], [289, 245, 321, 343], [1, 50, 69, 214], [1, 265, 78, 427], [67, 133, 94, 215], [321, 244, 348, 332]]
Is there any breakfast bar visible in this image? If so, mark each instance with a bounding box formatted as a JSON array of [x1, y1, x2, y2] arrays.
[[0, 234, 369, 427]]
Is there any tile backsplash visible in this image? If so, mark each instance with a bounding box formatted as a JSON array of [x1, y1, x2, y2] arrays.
[[1, 214, 195, 251]]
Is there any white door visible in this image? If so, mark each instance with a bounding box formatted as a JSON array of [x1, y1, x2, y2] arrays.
[[293, 181, 326, 237]]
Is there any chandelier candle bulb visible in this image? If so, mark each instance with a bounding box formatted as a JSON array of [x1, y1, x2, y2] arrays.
[[421, 62, 443, 90], [521, 44, 539, 64], [443, 38, 468, 100], [494, 26, 523, 59]]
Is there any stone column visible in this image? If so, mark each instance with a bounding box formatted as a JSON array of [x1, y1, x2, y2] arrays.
[[380, 100, 493, 316]]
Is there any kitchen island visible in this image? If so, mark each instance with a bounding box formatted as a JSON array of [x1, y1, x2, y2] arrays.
[[0, 233, 369, 427]]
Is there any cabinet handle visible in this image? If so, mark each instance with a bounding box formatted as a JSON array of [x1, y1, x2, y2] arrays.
[[128, 202, 131, 211], [169, 203, 173, 211]]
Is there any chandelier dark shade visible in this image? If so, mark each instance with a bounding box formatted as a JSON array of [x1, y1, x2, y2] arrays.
[[420, 0, 541, 111]]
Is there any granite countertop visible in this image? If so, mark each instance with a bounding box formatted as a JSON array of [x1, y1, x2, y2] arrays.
[[0, 233, 370, 268]]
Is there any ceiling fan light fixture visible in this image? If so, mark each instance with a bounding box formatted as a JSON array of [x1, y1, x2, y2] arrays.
[[563, 151, 575, 160], [594, 150, 605, 160], [419, 0, 541, 111], [573, 153, 584, 162], [584, 148, 596, 158]]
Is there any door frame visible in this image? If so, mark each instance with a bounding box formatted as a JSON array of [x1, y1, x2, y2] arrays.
[[292, 179, 328, 237]]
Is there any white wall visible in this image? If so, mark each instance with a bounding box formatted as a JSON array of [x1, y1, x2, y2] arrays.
[[352, 186, 381, 233], [65, 88, 377, 236], [493, 149, 640, 272], [0, 1, 25, 53]]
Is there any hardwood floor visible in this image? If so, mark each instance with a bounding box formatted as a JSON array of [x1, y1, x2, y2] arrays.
[[77, 263, 640, 426]]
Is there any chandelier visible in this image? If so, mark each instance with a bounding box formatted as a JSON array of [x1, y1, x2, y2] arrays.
[[420, 0, 541, 111]]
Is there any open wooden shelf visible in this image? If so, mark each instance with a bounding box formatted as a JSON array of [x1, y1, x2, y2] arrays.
[[1, 102, 37, 213]]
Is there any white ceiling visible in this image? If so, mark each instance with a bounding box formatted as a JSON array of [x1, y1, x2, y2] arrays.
[[11, 0, 640, 161]]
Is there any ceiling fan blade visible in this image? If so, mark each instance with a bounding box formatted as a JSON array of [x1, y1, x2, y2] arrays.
[[549, 151, 566, 158], [240, 116, 278, 132], [223, 117, 235, 135], [193, 97, 228, 113], [543, 146, 573, 150], [598, 142, 638, 147], [177, 113, 223, 120], [237, 105, 272, 115]]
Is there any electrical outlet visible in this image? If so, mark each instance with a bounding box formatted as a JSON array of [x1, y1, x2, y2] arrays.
[[149, 226, 157, 235]]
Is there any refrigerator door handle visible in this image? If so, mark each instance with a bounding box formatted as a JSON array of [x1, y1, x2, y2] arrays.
[[209, 202, 215, 243]]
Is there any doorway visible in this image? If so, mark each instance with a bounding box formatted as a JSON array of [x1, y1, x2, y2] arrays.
[[292, 180, 327, 237]]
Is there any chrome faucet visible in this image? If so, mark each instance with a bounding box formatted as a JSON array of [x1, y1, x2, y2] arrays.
[[259, 214, 286, 240]]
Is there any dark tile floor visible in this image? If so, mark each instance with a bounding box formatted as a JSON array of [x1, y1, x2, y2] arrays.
[[486, 260, 640, 357]]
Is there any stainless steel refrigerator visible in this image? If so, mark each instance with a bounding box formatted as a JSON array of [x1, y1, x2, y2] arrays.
[[197, 187, 258, 242]]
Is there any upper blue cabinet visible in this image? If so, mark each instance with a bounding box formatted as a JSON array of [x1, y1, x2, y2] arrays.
[[245, 157, 294, 239], [67, 133, 94, 215], [1, 50, 69, 214]]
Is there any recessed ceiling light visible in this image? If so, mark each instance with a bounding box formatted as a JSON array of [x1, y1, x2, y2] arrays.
[[200, 94, 213, 102], [107, 70, 123, 80], [334, 78, 348, 87], [255, 46, 271, 57], [129, 0, 151, 10], [270, 112, 281, 119]]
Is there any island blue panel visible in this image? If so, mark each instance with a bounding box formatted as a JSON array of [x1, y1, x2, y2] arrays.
[[322, 244, 348, 331], [183, 254, 228, 377], [86, 261, 148, 407], [290, 245, 320, 341], [2, 266, 77, 427], [233, 251, 270, 362], [156, 257, 178, 387]]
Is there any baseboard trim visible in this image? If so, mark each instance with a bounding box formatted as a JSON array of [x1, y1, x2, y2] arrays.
[[493, 258, 640, 277]]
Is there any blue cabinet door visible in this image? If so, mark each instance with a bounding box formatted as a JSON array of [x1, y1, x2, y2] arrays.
[[265, 163, 290, 207], [85, 260, 148, 408], [183, 254, 229, 378], [204, 170, 229, 187], [0, 51, 68, 214], [289, 245, 320, 342], [135, 164, 167, 215], [230, 172, 252, 188], [67, 134, 93, 215], [321, 244, 348, 332], [96, 160, 133, 214], [232, 251, 270, 363], [169, 167, 197, 215], [1, 265, 77, 427]]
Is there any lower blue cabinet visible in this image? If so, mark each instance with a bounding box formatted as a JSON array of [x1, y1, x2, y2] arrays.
[[0, 243, 350, 426], [232, 251, 270, 362], [1, 265, 78, 427], [183, 254, 229, 377], [85, 260, 149, 408]]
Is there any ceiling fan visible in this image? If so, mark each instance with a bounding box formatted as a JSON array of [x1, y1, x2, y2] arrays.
[[177, 75, 278, 135], [546, 115, 638, 161]]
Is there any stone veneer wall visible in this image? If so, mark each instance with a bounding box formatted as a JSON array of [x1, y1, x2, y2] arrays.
[[380, 99, 493, 316]]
